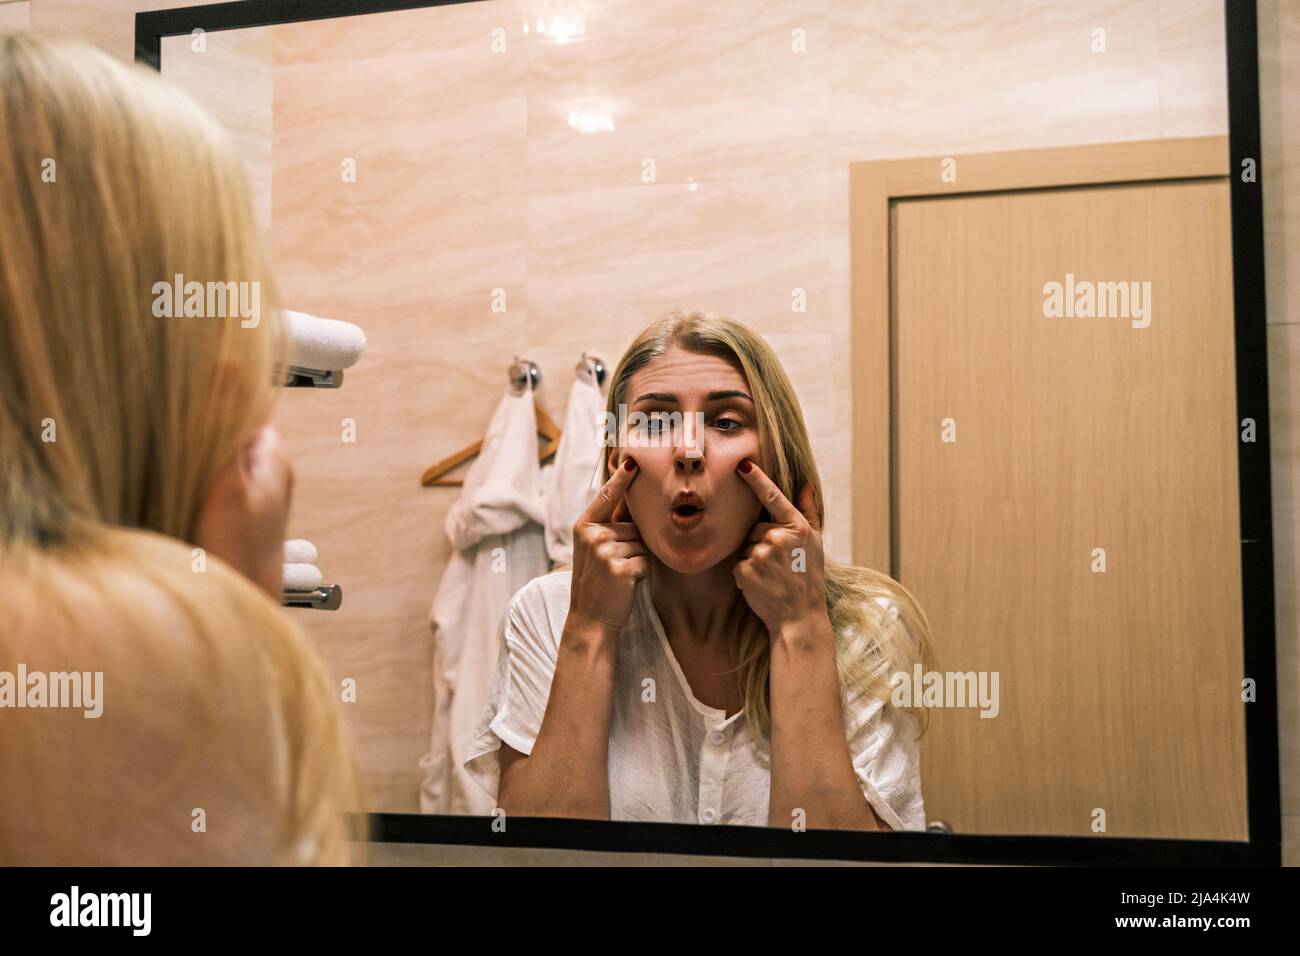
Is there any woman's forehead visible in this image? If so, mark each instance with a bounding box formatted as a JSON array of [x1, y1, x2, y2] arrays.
[[628, 347, 749, 399]]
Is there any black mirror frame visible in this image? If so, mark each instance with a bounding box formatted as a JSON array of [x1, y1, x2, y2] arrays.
[[136, 0, 1282, 866]]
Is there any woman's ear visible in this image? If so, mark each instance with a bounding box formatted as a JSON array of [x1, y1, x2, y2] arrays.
[[193, 423, 294, 600]]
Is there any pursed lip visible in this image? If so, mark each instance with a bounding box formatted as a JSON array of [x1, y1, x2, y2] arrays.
[[669, 490, 705, 515]]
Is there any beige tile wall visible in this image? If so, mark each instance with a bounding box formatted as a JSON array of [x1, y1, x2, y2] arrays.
[[17, 0, 1297, 864], [161, 27, 273, 231], [0, 2, 31, 31], [1260, 0, 1300, 867]]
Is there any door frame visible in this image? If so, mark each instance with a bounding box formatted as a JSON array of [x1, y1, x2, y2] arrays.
[[849, 132, 1279, 860]]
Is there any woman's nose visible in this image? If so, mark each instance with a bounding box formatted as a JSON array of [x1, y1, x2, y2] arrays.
[[674, 421, 705, 471]]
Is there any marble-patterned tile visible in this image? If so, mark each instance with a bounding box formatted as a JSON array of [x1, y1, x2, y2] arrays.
[[1156, 0, 1227, 138], [1267, 322, 1299, 819], [32, 0, 244, 64], [282, 474, 443, 813], [30, 0, 141, 62], [161, 27, 274, 232], [1260, 0, 1300, 326], [272, 0, 523, 68], [526, 162, 832, 348], [831, 0, 1162, 157], [0, 2, 31, 31], [270, 31, 529, 337], [525, 0, 831, 192]]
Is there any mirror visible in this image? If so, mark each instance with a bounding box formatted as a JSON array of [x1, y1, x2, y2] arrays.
[[155, 0, 1261, 849]]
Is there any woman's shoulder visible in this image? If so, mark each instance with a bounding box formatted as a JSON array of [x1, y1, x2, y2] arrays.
[[830, 564, 927, 645], [6, 526, 284, 656], [4, 526, 335, 753], [516, 567, 572, 596], [502, 570, 573, 647], [510, 568, 572, 613], [827, 564, 932, 708], [0, 527, 351, 863]]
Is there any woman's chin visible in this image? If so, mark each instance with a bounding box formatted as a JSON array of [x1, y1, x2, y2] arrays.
[[648, 538, 729, 575]]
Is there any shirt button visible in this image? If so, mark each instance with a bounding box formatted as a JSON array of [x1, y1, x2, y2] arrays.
[[710, 730, 726, 746], [701, 808, 718, 823]]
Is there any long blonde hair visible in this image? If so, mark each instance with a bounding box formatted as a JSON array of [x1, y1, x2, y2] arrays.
[[0, 33, 363, 863], [601, 310, 939, 748]]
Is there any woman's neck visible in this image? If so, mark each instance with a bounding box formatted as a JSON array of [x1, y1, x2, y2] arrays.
[[647, 554, 745, 651]]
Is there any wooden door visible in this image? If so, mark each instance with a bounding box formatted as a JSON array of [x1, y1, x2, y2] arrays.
[[852, 140, 1247, 838]]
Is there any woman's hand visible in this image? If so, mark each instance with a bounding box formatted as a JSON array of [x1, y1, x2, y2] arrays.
[[501, 459, 644, 822], [733, 458, 831, 638], [194, 423, 294, 601], [568, 458, 649, 633]]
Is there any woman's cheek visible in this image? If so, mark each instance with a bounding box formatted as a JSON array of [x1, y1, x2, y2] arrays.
[[713, 440, 762, 487], [624, 462, 665, 531]]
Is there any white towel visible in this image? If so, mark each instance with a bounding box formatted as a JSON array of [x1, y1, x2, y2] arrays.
[[419, 385, 550, 815], [543, 375, 606, 565], [282, 309, 367, 371], [282, 563, 322, 591], [283, 539, 318, 564]]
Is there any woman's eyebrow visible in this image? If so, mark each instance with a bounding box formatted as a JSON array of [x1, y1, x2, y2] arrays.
[[632, 390, 754, 404]]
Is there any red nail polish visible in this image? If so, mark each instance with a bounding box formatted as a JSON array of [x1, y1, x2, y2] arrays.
[[624, 458, 637, 471], [737, 459, 752, 474]]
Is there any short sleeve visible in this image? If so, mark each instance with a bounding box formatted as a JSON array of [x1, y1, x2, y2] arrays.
[[462, 580, 561, 801], [843, 689, 927, 831]]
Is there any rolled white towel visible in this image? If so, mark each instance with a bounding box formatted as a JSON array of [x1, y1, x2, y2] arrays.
[[282, 309, 367, 371], [283, 563, 323, 592], [283, 539, 318, 564]]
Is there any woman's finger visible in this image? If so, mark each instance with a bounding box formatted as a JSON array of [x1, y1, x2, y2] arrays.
[[582, 457, 639, 524], [746, 522, 779, 543], [598, 541, 649, 560], [578, 521, 642, 548], [241, 424, 285, 496], [604, 521, 643, 542], [736, 458, 803, 526]]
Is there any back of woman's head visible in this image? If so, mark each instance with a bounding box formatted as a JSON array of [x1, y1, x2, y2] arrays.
[[0, 34, 361, 864], [0, 31, 284, 546]]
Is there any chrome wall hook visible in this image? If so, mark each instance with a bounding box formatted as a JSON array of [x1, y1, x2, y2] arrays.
[[509, 357, 541, 394], [577, 352, 606, 387]]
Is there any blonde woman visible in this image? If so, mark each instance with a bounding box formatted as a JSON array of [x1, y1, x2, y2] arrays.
[[0, 33, 362, 864], [466, 310, 937, 830]]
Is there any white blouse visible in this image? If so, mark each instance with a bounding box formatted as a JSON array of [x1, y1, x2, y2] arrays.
[[464, 569, 927, 831]]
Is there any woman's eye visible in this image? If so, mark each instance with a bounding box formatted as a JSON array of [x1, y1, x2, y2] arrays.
[[642, 414, 668, 434], [637, 413, 740, 435]]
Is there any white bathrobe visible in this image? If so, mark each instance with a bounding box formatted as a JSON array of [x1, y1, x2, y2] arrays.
[[419, 387, 550, 815], [543, 374, 606, 566]]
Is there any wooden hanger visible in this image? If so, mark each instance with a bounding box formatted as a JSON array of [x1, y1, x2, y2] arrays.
[[420, 399, 562, 487]]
